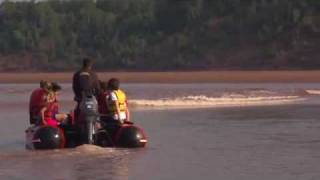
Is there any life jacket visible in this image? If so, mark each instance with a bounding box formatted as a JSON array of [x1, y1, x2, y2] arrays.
[[44, 102, 59, 121], [109, 89, 127, 114], [97, 91, 109, 114], [29, 88, 48, 123]]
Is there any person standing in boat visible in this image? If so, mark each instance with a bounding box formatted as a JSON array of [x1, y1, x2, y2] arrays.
[[72, 58, 101, 122], [72, 58, 101, 103]]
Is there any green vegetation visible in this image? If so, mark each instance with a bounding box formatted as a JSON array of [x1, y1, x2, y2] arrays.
[[0, 0, 319, 71]]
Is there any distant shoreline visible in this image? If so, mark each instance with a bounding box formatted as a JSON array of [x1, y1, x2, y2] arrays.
[[1, 71, 320, 83]]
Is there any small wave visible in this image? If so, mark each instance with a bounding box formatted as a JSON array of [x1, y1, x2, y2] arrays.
[[306, 89, 320, 95], [75, 144, 106, 151], [130, 95, 305, 108], [74, 144, 114, 154]]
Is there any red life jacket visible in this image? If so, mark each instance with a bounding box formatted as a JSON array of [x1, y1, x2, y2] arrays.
[[43, 102, 59, 127], [29, 88, 48, 119], [97, 91, 109, 114], [44, 102, 59, 120]]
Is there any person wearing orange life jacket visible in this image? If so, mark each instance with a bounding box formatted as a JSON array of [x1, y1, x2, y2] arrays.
[[106, 78, 130, 123]]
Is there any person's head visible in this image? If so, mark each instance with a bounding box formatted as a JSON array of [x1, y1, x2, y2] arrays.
[[40, 80, 52, 92], [51, 82, 61, 101], [82, 58, 94, 70], [51, 82, 62, 92], [107, 78, 120, 91], [40, 80, 46, 88], [46, 91, 56, 103], [100, 80, 108, 92]]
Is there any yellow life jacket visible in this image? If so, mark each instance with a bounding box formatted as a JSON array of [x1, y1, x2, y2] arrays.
[[109, 89, 127, 113]]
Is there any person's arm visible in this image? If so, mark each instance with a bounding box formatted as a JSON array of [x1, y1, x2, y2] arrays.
[[125, 101, 130, 121], [29, 91, 34, 113], [72, 73, 77, 95], [73, 72, 82, 101], [110, 92, 121, 121], [55, 113, 68, 122], [115, 99, 121, 121], [40, 107, 47, 125], [125, 108, 130, 122], [105, 94, 111, 116], [79, 72, 92, 96], [92, 72, 101, 96]]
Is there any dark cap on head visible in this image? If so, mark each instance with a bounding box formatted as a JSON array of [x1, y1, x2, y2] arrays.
[[51, 82, 62, 92], [40, 80, 46, 88], [82, 58, 94, 69], [107, 78, 120, 90]]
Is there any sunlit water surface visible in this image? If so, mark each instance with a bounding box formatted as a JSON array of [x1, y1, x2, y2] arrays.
[[1, 83, 320, 180]]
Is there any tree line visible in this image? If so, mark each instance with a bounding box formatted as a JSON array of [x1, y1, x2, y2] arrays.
[[0, 0, 319, 71]]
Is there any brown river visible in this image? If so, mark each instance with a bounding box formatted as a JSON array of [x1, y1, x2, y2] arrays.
[[0, 83, 320, 180]]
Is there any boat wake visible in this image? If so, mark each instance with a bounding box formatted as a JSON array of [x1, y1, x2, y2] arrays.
[[130, 95, 305, 109], [306, 89, 320, 95]]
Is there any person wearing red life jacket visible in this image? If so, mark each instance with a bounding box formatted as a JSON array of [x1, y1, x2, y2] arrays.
[[41, 92, 59, 127], [40, 90, 68, 127], [97, 81, 110, 118], [29, 80, 52, 125]]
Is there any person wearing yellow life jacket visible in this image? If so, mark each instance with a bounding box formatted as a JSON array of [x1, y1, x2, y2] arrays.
[[106, 78, 130, 123]]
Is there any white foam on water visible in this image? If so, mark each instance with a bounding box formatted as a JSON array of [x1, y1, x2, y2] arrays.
[[306, 89, 320, 95], [130, 95, 305, 108], [74, 144, 115, 154]]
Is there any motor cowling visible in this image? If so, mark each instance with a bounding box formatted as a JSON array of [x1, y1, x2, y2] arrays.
[[32, 126, 65, 150], [79, 94, 98, 116], [78, 94, 99, 144], [114, 125, 147, 148]]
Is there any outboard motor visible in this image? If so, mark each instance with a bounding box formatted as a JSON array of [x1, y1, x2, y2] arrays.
[[25, 126, 65, 150], [79, 93, 99, 144]]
